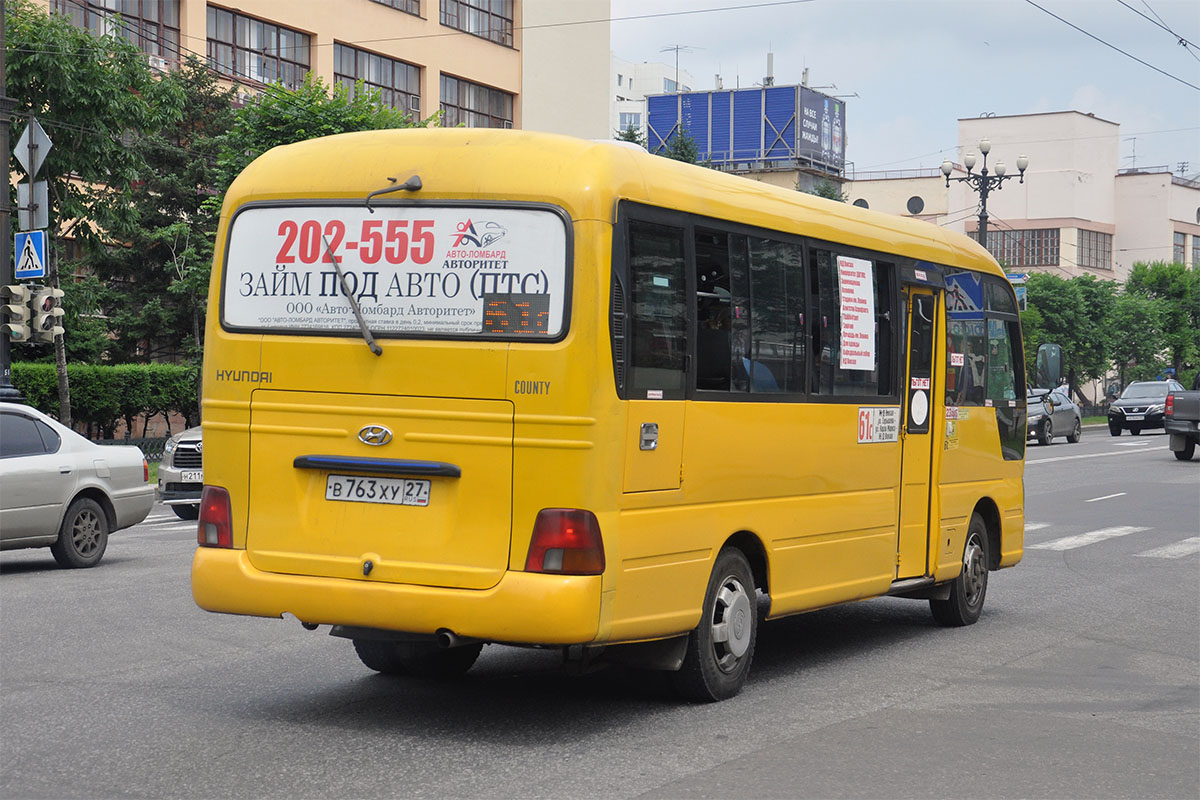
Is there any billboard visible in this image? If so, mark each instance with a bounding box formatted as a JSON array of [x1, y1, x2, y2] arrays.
[[646, 85, 846, 173]]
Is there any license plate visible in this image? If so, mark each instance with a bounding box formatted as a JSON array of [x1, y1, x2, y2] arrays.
[[181, 470, 203, 483], [325, 474, 430, 507], [1125, 415, 1144, 421]]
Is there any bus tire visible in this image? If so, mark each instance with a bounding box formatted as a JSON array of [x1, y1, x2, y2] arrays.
[[930, 513, 989, 627], [671, 547, 757, 702], [353, 639, 483, 678]]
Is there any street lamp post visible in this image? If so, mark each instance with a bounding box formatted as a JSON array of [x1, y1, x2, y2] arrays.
[[942, 139, 1029, 255]]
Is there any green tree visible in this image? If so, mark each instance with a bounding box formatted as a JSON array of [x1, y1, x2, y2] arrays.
[[1109, 291, 1166, 385], [615, 124, 646, 148], [84, 57, 235, 366], [655, 129, 699, 164], [1125, 261, 1200, 378], [214, 74, 429, 195], [6, 0, 178, 424], [802, 178, 848, 202]]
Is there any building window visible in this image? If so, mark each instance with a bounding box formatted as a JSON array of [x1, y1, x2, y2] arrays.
[[617, 73, 624, 87], [54, 0, 180, 62], [664, 78, 678, 93], [440, 75, 513, 128], [441, 0, 513, 47], [206, 7, 311, 90], [1077, 229, 1112, 270], [1192, 237, 1199, 268], [619, 112, 641, 130], [970, 228, 1060, 267], [1173, 231, 1187, 264], [369, 0, 420, 14], [334, 43, 421, 115]]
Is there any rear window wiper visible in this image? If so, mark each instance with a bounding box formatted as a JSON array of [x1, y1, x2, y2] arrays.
[[320, 235, 382, 356]]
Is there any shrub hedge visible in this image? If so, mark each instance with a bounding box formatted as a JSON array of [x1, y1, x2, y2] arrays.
[[11, 362, 199, 435]]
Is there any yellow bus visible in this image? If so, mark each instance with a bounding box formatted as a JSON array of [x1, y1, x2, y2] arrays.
[[192, 129, 1026, 701]]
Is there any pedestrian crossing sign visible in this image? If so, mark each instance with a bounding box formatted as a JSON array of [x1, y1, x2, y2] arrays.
[[15, 231, 46, 280]]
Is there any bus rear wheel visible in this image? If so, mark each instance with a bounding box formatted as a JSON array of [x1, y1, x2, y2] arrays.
[[930, 513, 989, 627], [671, 547, 757, 702], [352, 639, 482, 678]]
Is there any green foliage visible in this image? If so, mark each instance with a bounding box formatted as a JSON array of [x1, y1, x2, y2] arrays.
[[6, 0, 175, 246], [1109, 292, 1166, 383], [654, 129, 700, 164], [214, 73, 429, 195], [11, 362, 199, 434], [615, 124, 647, 149], [1124, 261, 1200, 375], [802, 179, 848, 202]]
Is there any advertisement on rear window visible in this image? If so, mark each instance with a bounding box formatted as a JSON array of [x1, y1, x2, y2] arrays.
[[222, 206, 568, 337]]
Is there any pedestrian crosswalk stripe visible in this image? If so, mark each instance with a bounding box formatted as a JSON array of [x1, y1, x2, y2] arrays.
[[1029, 526, 1150, 551], [1134, 537, 1200, 559], [1025, 522, 1050, 532]]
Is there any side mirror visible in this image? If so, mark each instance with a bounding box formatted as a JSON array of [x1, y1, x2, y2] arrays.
[[1035, 344, 1063, 390]]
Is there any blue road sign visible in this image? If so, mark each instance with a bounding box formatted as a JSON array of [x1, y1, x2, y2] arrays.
[[15, 231, 46, 280]]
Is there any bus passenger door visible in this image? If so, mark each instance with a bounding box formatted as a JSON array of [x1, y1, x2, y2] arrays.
[[897, 289, 938, 579]]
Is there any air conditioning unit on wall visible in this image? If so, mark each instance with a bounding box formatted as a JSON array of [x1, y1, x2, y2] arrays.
[[147, 55, 168, 72]]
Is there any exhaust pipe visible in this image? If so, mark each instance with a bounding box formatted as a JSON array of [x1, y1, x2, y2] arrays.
[[436, 628, 477, 649]]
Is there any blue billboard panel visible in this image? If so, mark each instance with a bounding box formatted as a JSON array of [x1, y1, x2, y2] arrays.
[[645, 84, 847, 174]]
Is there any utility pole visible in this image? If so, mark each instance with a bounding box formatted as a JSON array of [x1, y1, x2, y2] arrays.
[[2, 0, 26, 403]]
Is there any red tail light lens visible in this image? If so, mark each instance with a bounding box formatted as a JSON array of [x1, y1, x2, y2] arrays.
[[1165, 395, 1174, 417], [524, 509, 605, 575], [198, 486, 233, 548], [143, 459, 149, 482]]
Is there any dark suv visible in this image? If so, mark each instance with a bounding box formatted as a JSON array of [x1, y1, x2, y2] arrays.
[[1108, 380, 1184, 436]]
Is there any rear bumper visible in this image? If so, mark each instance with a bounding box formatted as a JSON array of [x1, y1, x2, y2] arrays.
[[1164, 418, 1198, 437], [191, 547, 603, 645], [112, 485, 155, 530]]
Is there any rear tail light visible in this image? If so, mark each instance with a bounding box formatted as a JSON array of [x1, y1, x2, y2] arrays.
[[143, 459, 149, 482], [524, 509, 605, 575], [1165, 394, 1174, 417], [198, 485, 233, 548]]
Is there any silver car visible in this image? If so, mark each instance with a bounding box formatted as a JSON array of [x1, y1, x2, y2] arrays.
[[1027, 386, 1082, 445], [0, 404, 154, 568], [157, 425, 202, 520]]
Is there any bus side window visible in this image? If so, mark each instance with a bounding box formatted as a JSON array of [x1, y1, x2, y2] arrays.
[[695, 229, 733, 392], [748, 237, 802, 394], [628, 221, 687, 398]]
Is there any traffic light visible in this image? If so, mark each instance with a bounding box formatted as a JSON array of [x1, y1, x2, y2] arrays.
[[30, 286, 65, 343], [1, 284, 33, 342]]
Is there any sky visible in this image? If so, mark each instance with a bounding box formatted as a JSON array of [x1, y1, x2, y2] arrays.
[[609, 0, 1200, 175]]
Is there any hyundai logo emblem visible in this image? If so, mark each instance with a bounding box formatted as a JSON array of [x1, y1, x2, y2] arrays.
[[358, 425, 393, 446]]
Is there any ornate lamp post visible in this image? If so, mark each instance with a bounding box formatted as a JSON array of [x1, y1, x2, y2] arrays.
[[942, 139, 1029, 255]]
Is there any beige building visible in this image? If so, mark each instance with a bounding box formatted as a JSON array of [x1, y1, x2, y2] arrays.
[[45, 0, 611, 136], [847, 111, 1200, 281]]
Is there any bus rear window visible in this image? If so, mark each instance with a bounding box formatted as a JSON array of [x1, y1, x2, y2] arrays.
[[221, 205, 569, 338]]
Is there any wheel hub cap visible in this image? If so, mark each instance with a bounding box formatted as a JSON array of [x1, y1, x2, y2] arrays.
[[710, 576, 752, 671], [963, 535, 986, 607]]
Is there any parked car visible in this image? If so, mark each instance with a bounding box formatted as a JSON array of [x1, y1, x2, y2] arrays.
[[1108, 380, 1185, 436], [0, 404, 154, 568], [1027, 386, 1081, 445], [158, 425, 203, 520]]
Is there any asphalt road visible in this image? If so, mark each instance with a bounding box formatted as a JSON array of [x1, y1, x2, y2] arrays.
[[2, 428, 1197, 799]]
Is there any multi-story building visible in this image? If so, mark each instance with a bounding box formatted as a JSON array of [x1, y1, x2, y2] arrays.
[[611, 53, 694, 140], [45, 0, 611, 137], [847, 111, 1200, 280]]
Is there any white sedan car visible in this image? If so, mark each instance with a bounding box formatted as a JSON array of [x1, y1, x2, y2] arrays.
[[0, 404, 154, 568]]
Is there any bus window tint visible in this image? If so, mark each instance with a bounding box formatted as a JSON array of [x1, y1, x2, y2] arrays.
[[986, 318, 1017, 404], [695, 229, 733, 391], [748, 238, 802, 393], [729, 234, 751, 392], [629, 221, 686, 398], [946, 319, 987, 406], [986, 281, 1018, 314], [810, 249, 886, 396]]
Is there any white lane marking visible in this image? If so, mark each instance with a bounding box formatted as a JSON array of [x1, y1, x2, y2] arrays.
[[1030, 526, 1150, 551], [1135, 538, 1200, 559], [1085, 492, 1127, 503], [1112, 441, 1152, 447], [1027, 449, 1161, 465], [1025, 522, 1050, 532]]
